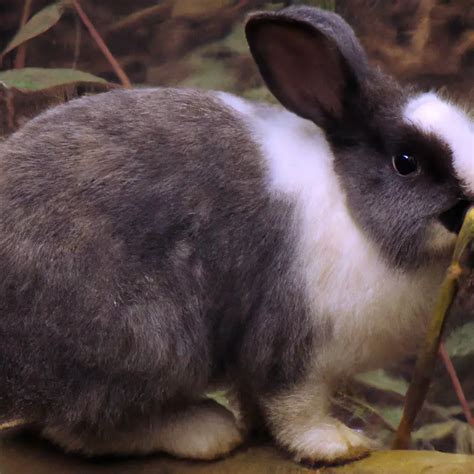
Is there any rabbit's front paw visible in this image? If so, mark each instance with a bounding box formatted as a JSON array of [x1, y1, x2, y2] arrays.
[[288, 420, 372, 466]]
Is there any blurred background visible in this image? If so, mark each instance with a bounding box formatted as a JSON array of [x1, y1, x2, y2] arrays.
[[0, 0, 472, 462], [0, 0, 473, 134]]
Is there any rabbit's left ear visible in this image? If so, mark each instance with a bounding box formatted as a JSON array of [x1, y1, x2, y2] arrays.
[[246, 7, 370, 128]]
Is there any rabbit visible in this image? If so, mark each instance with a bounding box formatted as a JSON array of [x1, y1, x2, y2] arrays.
[[0, 4, 473, 466]]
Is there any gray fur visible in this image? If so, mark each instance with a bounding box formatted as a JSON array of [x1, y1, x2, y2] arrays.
[[0, 88, 314, 442]]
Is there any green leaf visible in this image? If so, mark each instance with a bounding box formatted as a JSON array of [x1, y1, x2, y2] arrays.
[[0, 68, 106, 91], [207, 391, 231, 409], [412, 421, 457, 442], [380, 406, 404, 430], [338, 393, 402, 431], [2, 2, 66, 56], [355, 369, 408, 396], [446, 322, 474, 358]]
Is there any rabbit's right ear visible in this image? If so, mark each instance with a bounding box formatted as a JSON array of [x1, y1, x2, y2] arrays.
[[246, 7, 370, 128]]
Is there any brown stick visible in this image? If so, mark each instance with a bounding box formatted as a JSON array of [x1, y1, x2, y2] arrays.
[[105, 2, 172, 34], [14, 0, 33, 69], [72, 1, 131, 88], [71, 11, 81, 70], [439, 342, 473, 426], [392, 266, 460, 449], [392, 207, 474, 449], [5, 87, 16, 131]]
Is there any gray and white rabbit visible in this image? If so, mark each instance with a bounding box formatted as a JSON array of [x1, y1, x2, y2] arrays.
[[0, 5, 472, 466]]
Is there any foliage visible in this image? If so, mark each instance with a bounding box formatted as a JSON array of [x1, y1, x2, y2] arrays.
[[0, 67, 106, 90], [447, 323, 474, 358]]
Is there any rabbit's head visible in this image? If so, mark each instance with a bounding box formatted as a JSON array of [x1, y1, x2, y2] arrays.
[[246, 6, 473, 268]]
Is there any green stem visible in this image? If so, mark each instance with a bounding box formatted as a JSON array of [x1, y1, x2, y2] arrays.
[[392, 207, 474, 449]]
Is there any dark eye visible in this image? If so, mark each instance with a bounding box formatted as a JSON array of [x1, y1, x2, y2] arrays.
[[392, 154, 419, 176]]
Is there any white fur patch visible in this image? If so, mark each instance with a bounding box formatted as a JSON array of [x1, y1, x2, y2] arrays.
[[404, 92, 474, 195], [215, 92, 254, 117], [218, 92, 448, 377], [289, 421, 371, 463], [263, 382, 372, 463]]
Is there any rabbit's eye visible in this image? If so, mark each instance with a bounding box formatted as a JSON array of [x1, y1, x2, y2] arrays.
[[392, 154, 419, 176]]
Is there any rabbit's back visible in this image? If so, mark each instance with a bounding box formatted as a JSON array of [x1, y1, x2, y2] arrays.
[[0, 88, 306, 428]]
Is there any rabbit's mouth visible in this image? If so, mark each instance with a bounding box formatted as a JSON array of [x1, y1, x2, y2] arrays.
[[438, 199, 472, 235]]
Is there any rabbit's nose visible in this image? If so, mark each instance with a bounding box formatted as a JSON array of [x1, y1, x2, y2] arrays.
[[438, 199, 472, 234]]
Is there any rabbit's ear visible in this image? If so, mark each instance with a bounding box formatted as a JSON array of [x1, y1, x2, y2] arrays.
[[246, 7, 370, 128]]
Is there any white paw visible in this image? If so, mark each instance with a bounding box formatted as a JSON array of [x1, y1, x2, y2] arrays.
[[286, 420, 372, 465], [157, 400, 244, 460]]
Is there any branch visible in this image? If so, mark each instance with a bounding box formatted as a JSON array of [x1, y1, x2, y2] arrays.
[[393, 207, 474, 449], [14, 0, 33, 69], [72, 1, 131, 88], [439, 342, 473, 426], [105, 2, 172, 34]]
